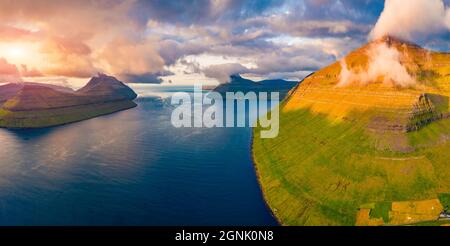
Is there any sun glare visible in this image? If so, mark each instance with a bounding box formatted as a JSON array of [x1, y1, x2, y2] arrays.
[[7, 45, 27, 59], [0, 42, 42, 68], [9, 47, 25, 58]]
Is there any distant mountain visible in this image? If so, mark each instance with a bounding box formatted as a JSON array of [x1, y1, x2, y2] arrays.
[[0, 74, 137, 128], [77, 74, 137, 101], [0, 82, 75, 104], [212, 74, 298, 98]]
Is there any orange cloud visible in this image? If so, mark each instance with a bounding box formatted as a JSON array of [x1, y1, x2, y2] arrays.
[[20, 64, 43, 77], [0, 1, 140, 79], [0, 58, 22, 82], [0, 25, 39, 42], [39, 37, 96, 78], [98, 38, 165, 79]]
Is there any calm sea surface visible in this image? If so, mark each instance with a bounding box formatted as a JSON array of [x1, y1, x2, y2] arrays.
[[0, 85, 277, 225]]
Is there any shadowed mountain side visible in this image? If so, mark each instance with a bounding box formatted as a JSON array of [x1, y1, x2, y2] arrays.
[[0, 83, 75, 105], [77, 74, 138, 101], [213, 74, 299, 99], [0, 74, 137, 128]]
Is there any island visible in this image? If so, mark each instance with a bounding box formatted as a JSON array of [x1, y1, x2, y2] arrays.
[[213, 74, 298, 99], [0, 74, 137, 128]]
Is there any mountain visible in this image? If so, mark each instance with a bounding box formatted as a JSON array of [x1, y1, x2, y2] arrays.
[[212, 74, 298, 98], [77, 74, 137, 101], [0, 82, 74, 104], [253, 36, 450, 226], [0, 74, 137, 128]]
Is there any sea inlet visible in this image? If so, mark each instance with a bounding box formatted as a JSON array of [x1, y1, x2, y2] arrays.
[[0, 85, 277, 226]]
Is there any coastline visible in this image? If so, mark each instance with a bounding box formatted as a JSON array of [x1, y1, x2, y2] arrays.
[[0, 101, 137, 129], [250, 128, 284, 226], [249, 85, 303, 227]]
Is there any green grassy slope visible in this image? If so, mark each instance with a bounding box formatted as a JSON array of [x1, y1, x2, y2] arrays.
[[0, 100, 137, 128], [254, 107, 450, 225], [253, 37, 450, 226]]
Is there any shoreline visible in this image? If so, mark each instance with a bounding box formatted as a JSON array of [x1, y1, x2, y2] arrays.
[[0, 101, 137, 129], [249, 90, 302, 227], [250, 129, 284, 226]]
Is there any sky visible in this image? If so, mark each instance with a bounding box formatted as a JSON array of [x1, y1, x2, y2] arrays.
[[0, 0, 449, 86]]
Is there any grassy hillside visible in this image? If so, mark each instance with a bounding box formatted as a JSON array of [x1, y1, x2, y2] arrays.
[[253, 37, 450, 226], [0, 74, 137, 128], [254, 108, 450, 225], [0, 100, 137, 128]]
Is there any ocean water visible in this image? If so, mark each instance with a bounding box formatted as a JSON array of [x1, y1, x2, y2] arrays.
[[0, 85, 277, 226]]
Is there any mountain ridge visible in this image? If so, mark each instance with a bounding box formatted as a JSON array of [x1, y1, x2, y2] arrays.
[[213, 74, 298, 98]]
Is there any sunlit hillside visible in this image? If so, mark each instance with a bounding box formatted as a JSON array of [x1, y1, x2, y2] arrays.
[[253, 36, 450, 226]]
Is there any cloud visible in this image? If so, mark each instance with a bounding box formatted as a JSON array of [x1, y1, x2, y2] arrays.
[[201, 44, 331, 83], [0, 58, 22, 82], [0, 0, 446, 84], [446, 8, 450, 29], [0, 25, 39, 42], [370, 0, 450, 41], [0, 0, 138, 37], [134, 0, 284, 25], [122, 71, 175, 84], [39, 37, 96, 78], [338, 43, 416, 88], [20, 64, 43, 77], [157, 39, 207, 65], [98, 38, 166, 82], [254, 54, 323, 74], [198, 35, 353, 83], [203, 63, 251, 83], [0, 0, 380, 83], [179, 59, 202, 74], [0, 0, 141, 79]]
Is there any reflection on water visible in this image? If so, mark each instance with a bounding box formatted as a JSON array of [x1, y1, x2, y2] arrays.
[[0, 85, 277, 226]]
